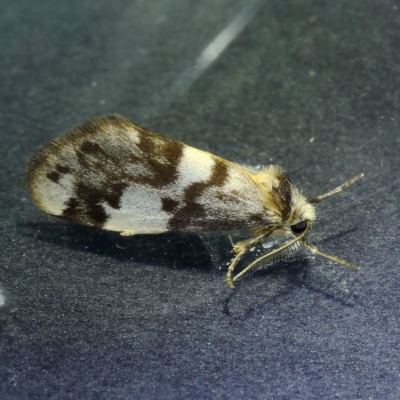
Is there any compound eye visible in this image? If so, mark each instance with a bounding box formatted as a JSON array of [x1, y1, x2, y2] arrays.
[[291, 220, 306, 234]]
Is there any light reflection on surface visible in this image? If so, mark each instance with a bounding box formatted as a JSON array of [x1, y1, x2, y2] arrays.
[[169, 0, 263, 99]]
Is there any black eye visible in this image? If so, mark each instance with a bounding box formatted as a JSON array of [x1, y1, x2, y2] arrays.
[[291, 220, 306, 234]]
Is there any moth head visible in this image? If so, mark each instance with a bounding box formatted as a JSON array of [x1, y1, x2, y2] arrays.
[[230, 172, 363, 287], [255, 165, 315, 231]]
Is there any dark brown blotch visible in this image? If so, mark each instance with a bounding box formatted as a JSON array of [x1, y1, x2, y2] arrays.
[[136, 130, 156, 155], [61, 196, 108, 227], [209, 158, 229, 187], [106, 182, 127, 209], [161, 197, 179, 213], [132, 128, 184, 189], [62, 184, 106, 227], [272, 173, 292, 222], [46, 164, 71, 183], [46, 171, 60, 183], [80, 141, 103, 155], [168, 157, 230, 231], [56, 164, 71, 174], [62, 179, 127, 227]]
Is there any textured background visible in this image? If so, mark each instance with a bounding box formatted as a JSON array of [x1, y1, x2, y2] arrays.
[[1, 0, 400, 399]]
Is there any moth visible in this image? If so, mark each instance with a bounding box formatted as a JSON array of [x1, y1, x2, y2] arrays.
[[26, 114, 363, 288]]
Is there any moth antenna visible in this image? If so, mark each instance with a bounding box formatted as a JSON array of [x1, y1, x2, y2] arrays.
[[232, 220, 312, 285], [305, 243, 361, 270], [308, 173, 364, 203]]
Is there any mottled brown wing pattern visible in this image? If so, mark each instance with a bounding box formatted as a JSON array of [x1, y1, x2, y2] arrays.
[[26, 114, 281, 235]]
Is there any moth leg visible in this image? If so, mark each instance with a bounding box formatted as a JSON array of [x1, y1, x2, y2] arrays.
[[232, 235, 297, 284], [226, 230, 273, 289], [232, 221, 313, 285], [308, 173, 364, 203], [226, 249, 247, 289]]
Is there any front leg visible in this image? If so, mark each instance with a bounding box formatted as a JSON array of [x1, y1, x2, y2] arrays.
[[226, 230, 273, 289]]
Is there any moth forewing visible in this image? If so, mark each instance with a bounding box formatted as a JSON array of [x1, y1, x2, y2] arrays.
[[26, 114, 363, 288], [26, 114, 284, 236]]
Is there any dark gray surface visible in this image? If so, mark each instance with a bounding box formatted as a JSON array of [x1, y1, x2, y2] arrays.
[[1, 0, 400, 399]]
